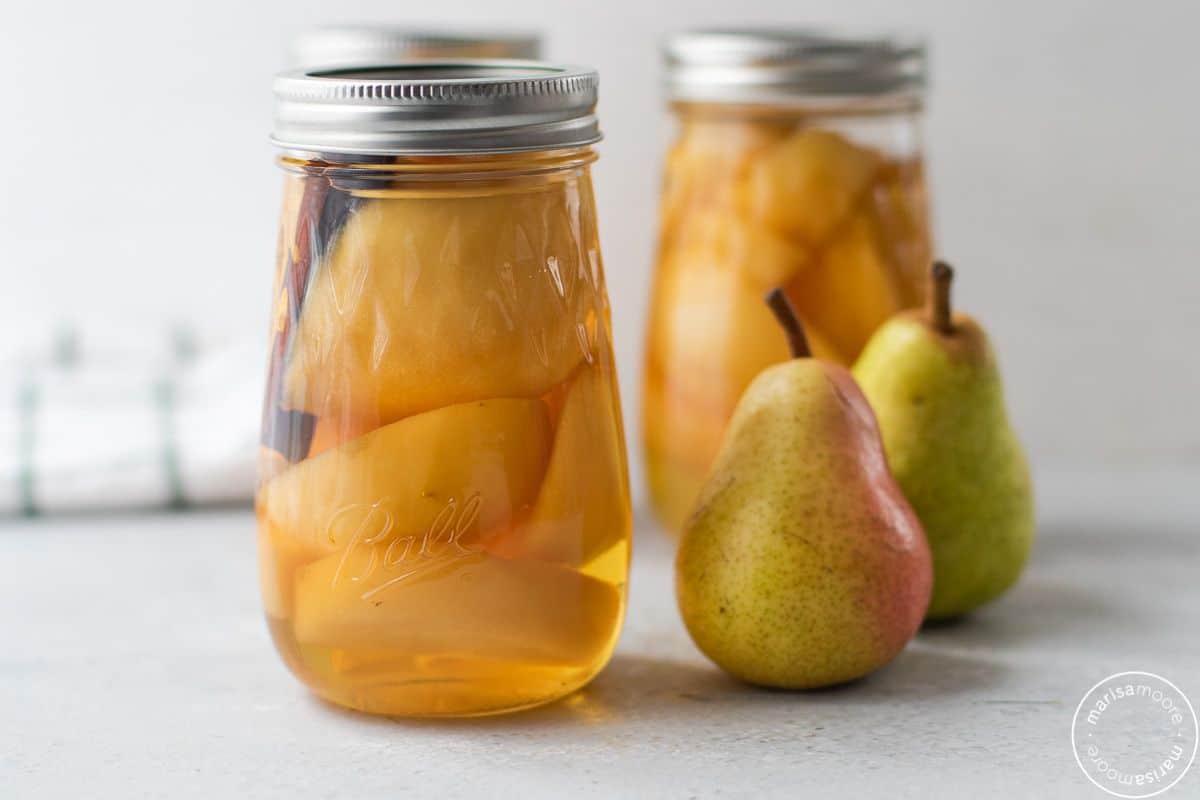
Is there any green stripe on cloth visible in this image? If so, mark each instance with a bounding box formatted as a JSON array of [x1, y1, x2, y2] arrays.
[[153, 377, 186, 509], [17, 380, 38, 515]]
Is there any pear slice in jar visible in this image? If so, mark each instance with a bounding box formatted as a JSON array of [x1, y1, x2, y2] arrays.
[[787, 316, 845, 364], [865, 163, 932, 310], [292, 549, 621, 665], [741, 129, 881, 247], [642, 368, 731, 531], [643, 242, 795, 527], [785, 207, 908, 363], [257, 518, 326, 620], [666, 209, 814, 293], [281, 186, 599, 425], [259, 397, 553, 557], [646, 208, 809, 461], [648, 242, 794, 422], [725, 215, 813, 291], [487, 365, 631, 571], [659, 118, 792, 241]]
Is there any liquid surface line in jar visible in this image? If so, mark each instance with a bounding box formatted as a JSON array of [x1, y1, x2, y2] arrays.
[[261, 62, 631, 717]]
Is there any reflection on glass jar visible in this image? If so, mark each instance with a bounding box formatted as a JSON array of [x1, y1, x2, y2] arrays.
[[260, 64, 630, 717], [644, 31, 934, 530]]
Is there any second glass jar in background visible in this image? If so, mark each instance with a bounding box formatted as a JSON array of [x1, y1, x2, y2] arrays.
[[288, 25, 541, 69], [644, 31, 935, 530], [261, 63, 630, 717]]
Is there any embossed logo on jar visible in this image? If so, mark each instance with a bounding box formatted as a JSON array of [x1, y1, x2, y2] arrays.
[[326, 494, 483, 601]]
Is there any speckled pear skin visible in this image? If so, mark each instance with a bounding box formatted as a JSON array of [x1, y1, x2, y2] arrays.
[[853, 311, 1034, 619], [675, 360, 932, 689]]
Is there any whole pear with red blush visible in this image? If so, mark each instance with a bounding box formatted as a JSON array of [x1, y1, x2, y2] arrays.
[[676, 290, 932, 689]]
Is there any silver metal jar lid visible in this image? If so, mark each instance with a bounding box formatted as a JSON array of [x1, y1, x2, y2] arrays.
[[270, 61, 601, 156], [663, 29, 926, 104], [288, 26, 542, 70]]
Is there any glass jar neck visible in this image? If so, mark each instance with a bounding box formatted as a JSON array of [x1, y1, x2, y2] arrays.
[[277, 146, 597, 182], [670, 95, 922, 123]]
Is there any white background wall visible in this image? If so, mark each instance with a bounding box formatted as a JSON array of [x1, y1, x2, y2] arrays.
[[1, 0, 1197, 501]]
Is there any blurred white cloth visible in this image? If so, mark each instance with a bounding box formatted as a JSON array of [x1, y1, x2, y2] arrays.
[[0, 324, 262, 514]]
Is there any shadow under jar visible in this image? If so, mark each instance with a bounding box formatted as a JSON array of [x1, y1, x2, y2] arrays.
[[259, 63, 631, 717], [644, 30, 935, 530]]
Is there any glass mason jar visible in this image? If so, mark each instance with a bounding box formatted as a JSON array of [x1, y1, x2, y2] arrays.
[[644, 31, 933, 530], [260, 63, 631, 717], [288, 26, 541, 70]]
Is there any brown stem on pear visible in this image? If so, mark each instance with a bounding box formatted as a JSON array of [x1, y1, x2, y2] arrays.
[[928, 260, 955, 335], [765, 288, 811, 359]]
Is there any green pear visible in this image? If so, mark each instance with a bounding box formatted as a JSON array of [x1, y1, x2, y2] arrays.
[[676, 290, 932, 689], [853, 262, 1034, 620]]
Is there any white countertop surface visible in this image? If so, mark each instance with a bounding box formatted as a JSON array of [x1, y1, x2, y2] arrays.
[[3, 467, 1198, 799]]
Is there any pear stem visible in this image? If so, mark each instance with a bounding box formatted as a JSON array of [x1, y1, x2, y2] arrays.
[[929, 260, 955, 335], [765, 288, 811, 359]]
